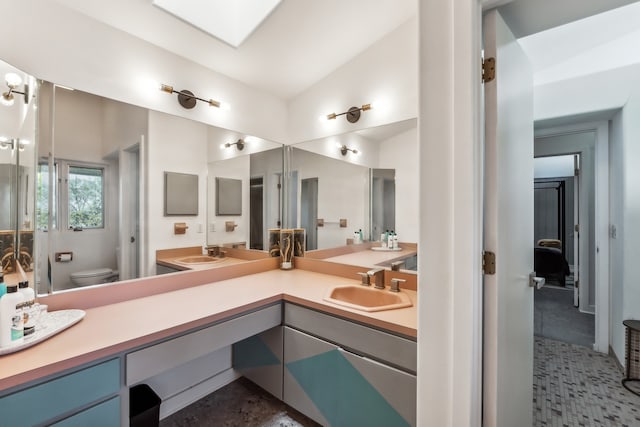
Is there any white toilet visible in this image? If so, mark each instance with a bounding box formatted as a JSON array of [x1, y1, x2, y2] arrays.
[[70, 268, 118, 287], [70, 247, 120, 287]]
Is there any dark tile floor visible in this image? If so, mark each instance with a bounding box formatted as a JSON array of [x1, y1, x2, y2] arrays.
[[534, 336, 640, 426], [159, 377, 320, 427]]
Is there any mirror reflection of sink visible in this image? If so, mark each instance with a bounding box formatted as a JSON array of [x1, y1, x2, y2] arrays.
[[174, 255, 224, 264], [323, 285, 412, 312]]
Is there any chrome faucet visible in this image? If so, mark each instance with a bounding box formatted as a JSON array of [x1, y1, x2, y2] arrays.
[[207, 245, 221, 257], [390, 278, 406, 293], [357, 272, 371, 286], [367, 268, 385, 289]]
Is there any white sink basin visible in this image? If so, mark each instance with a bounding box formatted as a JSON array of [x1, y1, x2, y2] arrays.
[[323, 285, 412, 312]]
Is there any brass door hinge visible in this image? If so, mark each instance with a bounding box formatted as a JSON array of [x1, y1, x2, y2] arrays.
[[482, 57, 496, 83], [483, 251, 496, 275]]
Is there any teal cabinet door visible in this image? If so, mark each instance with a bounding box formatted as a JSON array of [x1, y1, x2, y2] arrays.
[[233, 326, 283, 399], [0, 358, 120, 426]]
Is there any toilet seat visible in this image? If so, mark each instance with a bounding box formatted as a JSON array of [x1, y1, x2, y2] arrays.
[[71, 268, 113, 279]]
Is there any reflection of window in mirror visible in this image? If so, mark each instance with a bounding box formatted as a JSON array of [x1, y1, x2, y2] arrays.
[[68, 165, 105, 229], [37, 161, 56, 231], [37, 160, 106, 230]]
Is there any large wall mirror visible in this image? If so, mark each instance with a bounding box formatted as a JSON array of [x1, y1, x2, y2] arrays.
[[31, 77, 283, 295], [5, 57, 417, 295], [287, 118, 418, 256]]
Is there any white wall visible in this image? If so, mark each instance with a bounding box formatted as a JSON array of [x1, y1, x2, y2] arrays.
[[0, 0, 288, 144], [378, 127, 419, 242], [290, 148, 370, 248], [287, 17, 418, 144], [147, 111, 208, 275]]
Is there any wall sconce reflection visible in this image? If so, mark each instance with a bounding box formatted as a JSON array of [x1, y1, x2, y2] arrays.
[[1, 73, 29, 107], [338, 143, 359, 156], [160, 83, 229, 111], [326, 103, 371, 123], [0, 137, 27, 151], [220, 138, 245, 151]]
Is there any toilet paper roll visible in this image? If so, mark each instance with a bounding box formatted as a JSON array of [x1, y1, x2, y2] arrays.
[[59, 254, 72, 262]]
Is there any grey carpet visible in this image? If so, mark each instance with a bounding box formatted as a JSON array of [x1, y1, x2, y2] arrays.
[[535, 286, 595, 348]]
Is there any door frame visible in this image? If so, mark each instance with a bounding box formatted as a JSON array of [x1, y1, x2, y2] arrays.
[[534, 121, 610, 353]]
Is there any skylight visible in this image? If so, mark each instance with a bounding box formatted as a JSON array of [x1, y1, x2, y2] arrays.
[[152, 0, 282, 48]]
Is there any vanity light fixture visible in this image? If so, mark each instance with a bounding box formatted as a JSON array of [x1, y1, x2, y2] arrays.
[[326, 103, 372, 123], [160, 83, 228, 110], [221, 138, 245, 151], [2, 73, 29, 107], [339, 144, 359, 156]]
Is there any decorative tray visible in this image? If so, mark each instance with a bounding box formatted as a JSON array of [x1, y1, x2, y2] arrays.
[[371, 247, 403, 252], [0, 309, 86, 356]]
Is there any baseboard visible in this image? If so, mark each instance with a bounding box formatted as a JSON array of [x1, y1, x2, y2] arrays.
[[159, 368, 241, 420], [609, 345, 625, 372]]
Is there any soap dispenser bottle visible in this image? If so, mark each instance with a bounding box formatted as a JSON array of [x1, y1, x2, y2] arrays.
[[18, 281, 35, 338], [0, 284, 25, 347]]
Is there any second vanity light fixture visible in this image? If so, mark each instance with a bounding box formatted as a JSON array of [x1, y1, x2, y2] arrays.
[[338, 144, 359, 156], [160, 84, 228, 110], [221, 138, 245, 151], [1, 73, 29, 107], [326, 103, 372, 123]]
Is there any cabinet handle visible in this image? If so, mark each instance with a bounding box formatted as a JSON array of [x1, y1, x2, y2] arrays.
[[338, 347, 412, 375]]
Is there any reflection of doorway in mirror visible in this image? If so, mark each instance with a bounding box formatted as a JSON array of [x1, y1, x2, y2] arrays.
[[119, 143, 141, 281], [301, 178, 318, 250], [371, 169, 395, 241], [250, 176, 264, 250]]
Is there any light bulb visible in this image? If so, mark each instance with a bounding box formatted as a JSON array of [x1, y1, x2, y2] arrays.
[[5, 73, 22, 88], [219, 102, 231, 111], [1, 92, 15, 106]]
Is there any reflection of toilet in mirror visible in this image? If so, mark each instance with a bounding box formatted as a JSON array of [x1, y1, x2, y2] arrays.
[[70, 247, 120, 287]]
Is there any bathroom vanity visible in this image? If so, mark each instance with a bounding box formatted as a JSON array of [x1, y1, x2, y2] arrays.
[[0, 264, 416, 426]]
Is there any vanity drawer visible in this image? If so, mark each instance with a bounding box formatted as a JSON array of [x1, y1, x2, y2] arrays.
[[0, 358, 120, 426], [51, 396, 120, 427], [126, 303, 281, 385], [284, 303, 416, 373]]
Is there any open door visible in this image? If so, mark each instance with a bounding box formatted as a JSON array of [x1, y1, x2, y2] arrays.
[[483, 9, 535, 427]]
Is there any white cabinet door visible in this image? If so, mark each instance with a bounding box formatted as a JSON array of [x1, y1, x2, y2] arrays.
[[283, 327, 415, 427]]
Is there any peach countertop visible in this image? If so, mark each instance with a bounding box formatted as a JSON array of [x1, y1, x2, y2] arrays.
[[0, 268, 416, 392], [322, 246, 417, 269]]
